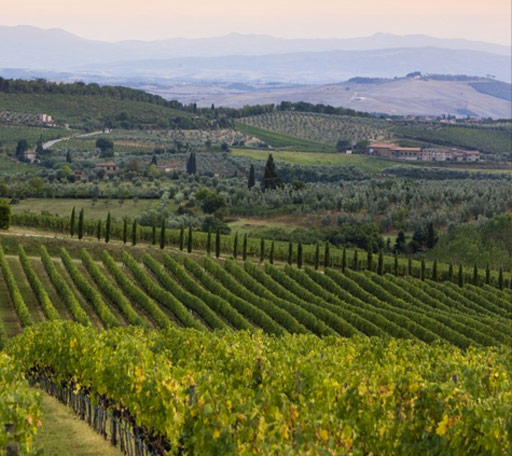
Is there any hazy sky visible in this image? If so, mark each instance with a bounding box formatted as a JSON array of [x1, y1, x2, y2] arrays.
[[3, 0, 511, 44]]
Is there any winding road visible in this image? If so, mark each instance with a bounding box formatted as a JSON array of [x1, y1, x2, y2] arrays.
[[42, 130, 109, 150]]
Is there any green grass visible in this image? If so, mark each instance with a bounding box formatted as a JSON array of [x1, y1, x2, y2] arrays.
[[35, 392, 123, 456], [10, 198, 175, 220], [236, 122, 334, 152], [232, 148, 399, 173]]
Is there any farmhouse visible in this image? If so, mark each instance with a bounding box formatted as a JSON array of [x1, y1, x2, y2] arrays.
[[96, 161, 118, 173], [23, 150, 37, 163], [367, 142, 480, 162]]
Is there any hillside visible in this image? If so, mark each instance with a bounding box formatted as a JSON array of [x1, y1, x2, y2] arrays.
[[202, 77, 512, 118]]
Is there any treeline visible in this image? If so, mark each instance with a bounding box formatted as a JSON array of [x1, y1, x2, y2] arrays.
[[382, 166, 510, 180]]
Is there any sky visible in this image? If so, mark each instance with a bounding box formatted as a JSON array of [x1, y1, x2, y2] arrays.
[[2, 0, 511, 45]]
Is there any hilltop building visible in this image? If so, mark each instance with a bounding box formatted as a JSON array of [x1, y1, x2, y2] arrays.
[[95, 161, 118, 174]]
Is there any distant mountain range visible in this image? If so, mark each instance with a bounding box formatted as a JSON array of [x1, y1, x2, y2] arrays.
[[0, 25, 511, 117], [0, 25, 510, 83]]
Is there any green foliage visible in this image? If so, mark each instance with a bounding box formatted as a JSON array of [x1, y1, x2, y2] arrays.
[[0, 199, 11, 230], [8, 322, 512, 455]]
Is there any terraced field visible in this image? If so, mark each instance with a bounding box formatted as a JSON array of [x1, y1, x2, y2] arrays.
[[1, 242, 510, 349]]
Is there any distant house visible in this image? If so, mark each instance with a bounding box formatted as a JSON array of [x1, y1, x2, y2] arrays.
[[73, 169, 86, 182], [38, 114, 55, 127], [23, 150, 37, 163], [96, 161, 118, 174], [157, 159, 184, 173]]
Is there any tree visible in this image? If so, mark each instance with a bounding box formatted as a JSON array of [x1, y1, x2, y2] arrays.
[[498, 268, 503, 290], [314, 243, 320, 270], [36, 136, 44, 157], [288, 242, 293, 265], [297, 243, 303, 269], [324, 242, 330, 269], [366, 243, 373, 271], [335, 138, 352, 153], [152, 218, 157, 246], [215, 228, 221, 258], [96, 138, 114, 158], [105, 212, 111, 243], [260, 238, 265, 263], [0, 200, 10, 230], [66, 150, 72, 163], [132, 220, 138, 246], [473, 264, 478, 285], [342, 248, 347, 272], [458, 264, 464, 287], [393, 253, 399, 276], [377, 251, 383, 275], [353, 139, 369, 154], [70, 207, 76, 237], [261, 154, 282, 191], [426, 223, 438, 249], [179, 227, 184, 251], [242, 234, 248, 261], [432, 260, 438, 281], [485, 264, 490, 285], [448, 263, 453, 282], [160, 218, 166, 249], [248, 165, 256, 189], [233, 232, 238, 259], [407, 258, 412, 276], [206, 230, 212, 256], [78, 209, 84, 240], [96, 220, 101, 241], [16, 139, 29, 161], [394, 231, 407, 253], [220, 142, 230, 152], [122, 218, 128, 244], [150, 155, 158, 166], [187, 226, 193, 253], [421, 260, 426, 281], [196, 189, 226, 214], [270, 241, 275, 265], [186, 152, 197, 175], [353, 250, 358, 270]]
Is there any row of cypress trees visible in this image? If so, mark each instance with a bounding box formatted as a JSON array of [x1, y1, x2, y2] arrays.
[[69, 208, 506, 289]]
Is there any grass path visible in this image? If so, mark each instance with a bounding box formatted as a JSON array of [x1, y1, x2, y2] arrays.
[[35, 392, 122, 456]]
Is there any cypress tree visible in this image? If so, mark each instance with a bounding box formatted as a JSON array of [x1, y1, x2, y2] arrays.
[[105, 212, 111, 243], [314, 243, 320, 270], [420, 260, 425, 281], [377, 251, 383, 275], [270, 241, 275, 265], [426, 222, 437, 249], [297, 243, 303, 269], [448, 263, 453, 282], [366, 243, 373, 271], [186, 152, 197, 175], [288, 242, 293, 265], [187, 226, 193, 253], [132, 219, 137, 246], [353, 250, 358, 270], [152, 218, 157, 246], [473, 264, 478, 285], [122, 218, 128, 244], [342, 248, 347, 272], [485, 264, 490, 285], [458, 264, 464, 287], [260, 238, 265, 263], [70, 207, 76, 237], [242, 234, 248, 261], [498, 267, 503, 290], [96, 220, 101, 241], [233, 232, 238, 259], [160, 218, 166, 249], [215, 228, 221, 258], [78, 209, 84, 240], [324, 242, 330, 269], [407, 258, 412, 276], [178, 227, 184, 251], [248, 165, 256, 189], [261, 154, 282, 191], [206, 230, 212, 256], [432, 260, 438, 281], [393, 253, 399, 276]]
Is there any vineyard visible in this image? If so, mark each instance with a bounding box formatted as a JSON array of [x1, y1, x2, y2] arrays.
[[3, 322, 511, 455], [0, 242, 510, 346], [239, 112, 390, 146]]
